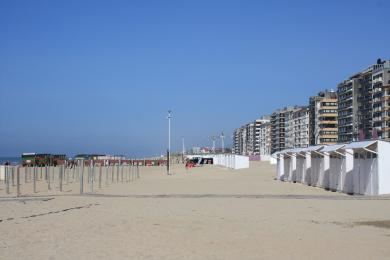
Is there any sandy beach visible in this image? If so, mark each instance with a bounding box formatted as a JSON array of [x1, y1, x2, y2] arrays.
[[1, 162, 390, 260]]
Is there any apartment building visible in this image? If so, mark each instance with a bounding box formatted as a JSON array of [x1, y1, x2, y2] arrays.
[[337, 59, 390, 143], [232, 117, 270, 155], [338, 71, 367, 143], [271, 109, 286, 154], [285, 106, 309, 149], [259, 121, 271, 156], [372, 59, 390, 141], [309, 90, 338, 145], [271, 106, 308, 153]]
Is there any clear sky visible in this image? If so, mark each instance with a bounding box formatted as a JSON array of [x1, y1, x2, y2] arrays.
[[0, 0, 389, 157]]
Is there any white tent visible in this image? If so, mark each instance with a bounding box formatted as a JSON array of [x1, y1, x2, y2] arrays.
[[343, 140, 390, 195]]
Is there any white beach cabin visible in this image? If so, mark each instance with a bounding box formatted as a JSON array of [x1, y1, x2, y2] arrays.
[[283, 149, 297, 182], [291, 148, 306, 184], [233, 155, 250, 169], [344, 140, 390, 195], [301, 145, 325, 186], [321, 144, 350, 192], [275, 151, 285, 180], [282, 149, 293, 181]]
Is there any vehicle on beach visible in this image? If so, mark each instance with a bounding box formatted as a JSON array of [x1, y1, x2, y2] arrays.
[[185, 157, 213, 168]]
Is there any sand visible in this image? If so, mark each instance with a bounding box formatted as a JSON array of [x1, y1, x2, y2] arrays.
[[1, 162, 390, 260]]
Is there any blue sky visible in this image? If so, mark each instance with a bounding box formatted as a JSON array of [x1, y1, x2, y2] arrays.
[[0, 0, 389, 157]]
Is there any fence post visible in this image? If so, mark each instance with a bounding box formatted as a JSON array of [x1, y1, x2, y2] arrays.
[[105, 165, 109, 186], [11, 167, 15, 186], [90, 163, 94, 192], [5, 166, 10, 194], [25, 166, 28, 183], [76, 164, 79, 182], [80, 163, 84, 194], [33, 166, 37, 193], [99, 164, 102, 189], [66, 166, 69, 184], [111, 164, 114, 183], [137, 165, 139, 178], [59, 165, 63, 192], [48, 166, 51, 190], [121, 164, 123, 183], [116, 163, 119, 183], [17, 166, 20, 197]]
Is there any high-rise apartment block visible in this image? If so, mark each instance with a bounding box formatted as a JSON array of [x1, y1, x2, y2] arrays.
[[337, 59, 390, 142], [285, 107, 309, 149], [309, 90, 338, 145], [271, 106, 309, 153], [232, 58, 389, 156], [259, 121, 271, 156], [232, 117, 270, 155], [372, 60, 390, 141]]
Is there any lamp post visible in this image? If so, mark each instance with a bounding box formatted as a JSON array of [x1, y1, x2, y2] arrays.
[[167, 110, 172, 175], [220, 131, 225, 153], [182, 136, 185, 163], [211, 136, 216, 154]]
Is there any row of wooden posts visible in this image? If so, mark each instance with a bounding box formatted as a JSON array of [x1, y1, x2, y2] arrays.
[[2, 164, 140, 196]]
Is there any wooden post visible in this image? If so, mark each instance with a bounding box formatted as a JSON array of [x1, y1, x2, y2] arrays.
[[99, 164, 102, 189], [105, 165, 109, 186], [16, 166, 20, 197], [116, 163, 119, 183], [121, 164, 123, 183], [48, 166, 51, 190], [111, 164, 114, 183], [11, 167, 15, 186], [33, 166, 37, 193], [90, 163, 94, 192], [66, 166, 69, 184], [5, 166, 10, 194], [59, 165, 63, 192], [80, 163, 84, 194]]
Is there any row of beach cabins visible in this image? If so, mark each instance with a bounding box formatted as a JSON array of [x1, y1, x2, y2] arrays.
[[274, 140, 390, 196]]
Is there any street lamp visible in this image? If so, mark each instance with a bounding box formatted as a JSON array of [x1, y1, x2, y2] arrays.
[[220, 131, 225, 153], [182, 136, 185, 163], [211, 136, 216, 154], [167, 110, 172, 175]]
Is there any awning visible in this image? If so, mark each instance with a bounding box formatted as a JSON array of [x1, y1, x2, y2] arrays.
[[344, 141, 377, 149], [321, 144, 346, 153], [286, 147, 306, 153], [301, 145, 325, 153]]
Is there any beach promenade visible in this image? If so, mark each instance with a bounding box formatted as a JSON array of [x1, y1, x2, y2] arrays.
[[1, 162, 390, 259]]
